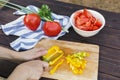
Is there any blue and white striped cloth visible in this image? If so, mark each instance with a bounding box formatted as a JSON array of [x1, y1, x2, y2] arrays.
[[0, 5, 71, 51]]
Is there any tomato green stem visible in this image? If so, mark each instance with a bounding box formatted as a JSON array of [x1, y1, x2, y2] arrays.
[[0, 0, 34, 14], [62, 27, 69, 33], [41, 16, 53, 21]]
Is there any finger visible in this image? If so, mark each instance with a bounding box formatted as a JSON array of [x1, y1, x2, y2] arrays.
[[36, 48, 48, 55], [32, 48, 46, 53], [35, 50, 47, 57], [30, 48, 47, 59], [41, 61, 49, 71], [28, 71, 42, 80]]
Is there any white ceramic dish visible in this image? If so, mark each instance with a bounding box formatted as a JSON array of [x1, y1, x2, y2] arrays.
[[70, 9, 105, 37]]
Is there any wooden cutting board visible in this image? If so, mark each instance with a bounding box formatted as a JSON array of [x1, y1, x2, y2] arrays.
[[35, 39, 99, 80]]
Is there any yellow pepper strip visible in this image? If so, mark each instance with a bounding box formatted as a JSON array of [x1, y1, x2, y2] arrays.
[[42, 46, 64, 74], [50, 59, 64, 74], [66, 51, 89, 74], [42, 46, 59, 62], [42, 46, 64, 63], [49, 51, 64, 65]]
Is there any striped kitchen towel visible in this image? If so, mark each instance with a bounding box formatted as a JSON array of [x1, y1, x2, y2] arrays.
[[0, 5, 71, 51]]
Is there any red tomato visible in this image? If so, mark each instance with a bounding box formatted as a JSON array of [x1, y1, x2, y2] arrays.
[[24, 13, 41, 31], [43, 21, 62, 36], [74, 9, 102, 31]]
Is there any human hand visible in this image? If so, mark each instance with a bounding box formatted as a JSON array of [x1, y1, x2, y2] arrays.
[[14, 48, 47, 61], [7, 60, 49, 80], [0, 46, 47, 61]]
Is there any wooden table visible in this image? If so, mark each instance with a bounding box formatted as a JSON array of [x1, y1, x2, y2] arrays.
[[0, 0, 120, 80]]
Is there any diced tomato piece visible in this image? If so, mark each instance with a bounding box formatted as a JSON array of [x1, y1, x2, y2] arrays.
[[75, 17, 82, 27], [85, 21, 91, 27], [74, 11, 82, 20], [94, 20, 102, 27], [77, 25, 88, 31], [90, 16, 96, 23], [74, 9, 102, 31], [75, 15, 89, 26], [88, 25, 94, 31], [83, 9, 93, 18], [84, 21, 92, 31], [92, 26, 99, 30]]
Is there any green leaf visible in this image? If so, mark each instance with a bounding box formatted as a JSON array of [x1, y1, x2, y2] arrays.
[[38, 4, 53, 21]]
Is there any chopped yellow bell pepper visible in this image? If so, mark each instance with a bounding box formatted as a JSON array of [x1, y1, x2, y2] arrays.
[[49, 51, 64, 65], [42, 46, 89, 75], [50, 59, 64, 74], [42, 46, 64, 74], [42, 46, 64, 65], [66, 51, 89, 74]]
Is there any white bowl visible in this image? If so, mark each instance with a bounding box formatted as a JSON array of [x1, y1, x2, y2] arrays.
[[70, 9, 105, 37]]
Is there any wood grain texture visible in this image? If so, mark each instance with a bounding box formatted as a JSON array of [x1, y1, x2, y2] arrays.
[[0, 0, 120, 80], [35, 39, 99, 80]]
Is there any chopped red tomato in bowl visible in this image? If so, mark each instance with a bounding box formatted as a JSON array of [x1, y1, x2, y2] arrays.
[[74, 9, 102, 31], [70, 9, 105, 37]]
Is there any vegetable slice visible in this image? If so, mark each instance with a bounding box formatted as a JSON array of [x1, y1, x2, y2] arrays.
[[74, 9, 102, 31], [66, 51, 89, 74]]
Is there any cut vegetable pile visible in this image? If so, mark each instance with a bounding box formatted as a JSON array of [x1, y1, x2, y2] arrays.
[[74, 9, 102, 31], [66, 51, 89, 74], [42, 46, 90, 75]]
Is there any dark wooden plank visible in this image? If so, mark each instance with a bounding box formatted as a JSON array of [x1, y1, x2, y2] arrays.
[[0, 30, 18, 49], [0, 0, 120, 80], [0, 60, 17, 78], [99, 59, 120, 77], [86, 27, 120, 49], [100, 47, 120, 65], [59, 27, 120, 49], [99, 73, 120, 80], [0, 9, 18, 24]]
